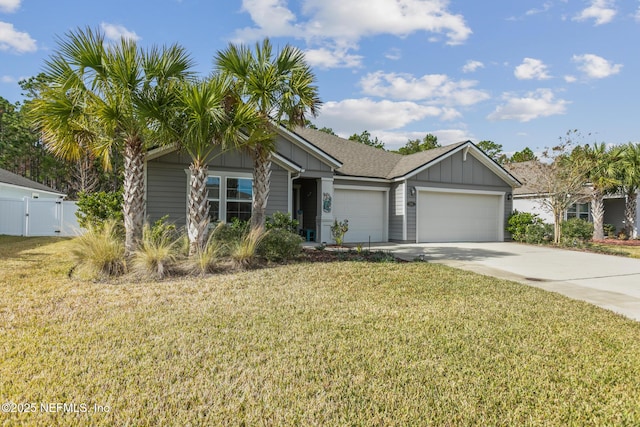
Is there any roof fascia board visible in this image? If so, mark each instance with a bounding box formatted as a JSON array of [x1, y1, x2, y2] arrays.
[[0, 182, 65, 197], [272, 153, 304, 173]]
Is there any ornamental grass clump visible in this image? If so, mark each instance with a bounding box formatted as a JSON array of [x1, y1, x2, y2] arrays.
[[132, 222, 181, 279], [230, 226, 267, 268], [70, 219, 126, 279], [190, 231, 226, 275]]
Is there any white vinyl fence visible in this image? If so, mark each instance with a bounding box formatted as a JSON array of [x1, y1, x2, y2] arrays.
[[0, 197, 83, 237]]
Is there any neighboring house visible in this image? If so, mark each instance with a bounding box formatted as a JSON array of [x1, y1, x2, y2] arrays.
[[146, 127, 521, 244], [0, 167, 65, 199], [506, 161, 640, 237]]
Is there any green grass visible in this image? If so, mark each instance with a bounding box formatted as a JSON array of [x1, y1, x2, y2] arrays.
[[589, 242, 640, 259], [1, 236, 640, 425]]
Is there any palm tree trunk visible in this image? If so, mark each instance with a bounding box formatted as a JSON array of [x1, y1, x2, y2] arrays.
[[250, 145, 271, 230], [625, 190, 638, 238], [187, 161, 210, 256], [591, 190, 605, 240], [123, 136, 145, 256]]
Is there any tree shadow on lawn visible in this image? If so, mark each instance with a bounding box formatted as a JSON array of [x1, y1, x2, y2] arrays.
[[390, 245, 518, 262]]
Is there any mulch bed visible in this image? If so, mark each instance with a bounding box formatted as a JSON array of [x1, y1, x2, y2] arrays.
[[298, 247, 408, 263]]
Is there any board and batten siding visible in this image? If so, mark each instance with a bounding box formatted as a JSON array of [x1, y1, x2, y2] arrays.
[[275, 135, 334, 175], [405, 151, 513, 242], [388, 182, 405, 241], [146, 149, 289, 226]]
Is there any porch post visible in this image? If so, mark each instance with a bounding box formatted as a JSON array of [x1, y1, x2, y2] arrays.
[[316, 177, 334, 243]]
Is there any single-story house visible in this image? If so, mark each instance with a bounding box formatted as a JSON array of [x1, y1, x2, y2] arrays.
[[506, 161, 640, 238], [146, 127, 521, 244], [0, 167, 65, 199]]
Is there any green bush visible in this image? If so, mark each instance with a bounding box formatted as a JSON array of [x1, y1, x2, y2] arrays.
[[266, 212, 299, 233], [603, 223, 616, 238], [331, 219, 349, 246], [561, 218, 594, 244], [75, 190, 123, 229], [210, 218, 249, 254], [507, 210, 543, 242], [258, 228, 304, 262], [524, 222, 554, 244]]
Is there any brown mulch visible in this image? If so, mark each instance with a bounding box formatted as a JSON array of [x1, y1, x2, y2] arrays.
[[297, 247, 408, 263]]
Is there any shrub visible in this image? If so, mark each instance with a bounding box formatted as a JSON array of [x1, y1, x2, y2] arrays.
[[70, 219, 125, 278], [75, 190, 123, 229], [211, 218, 248, 250], [258, 228, 304, 262], [507, 210, 543, 242], [266, 212, 299, 233], [603, 224, 616, 238], [331, 219, 349, 246], [561, 218, 594, 244], [524, 222, 554, 244], [132, 222, 180, 279]]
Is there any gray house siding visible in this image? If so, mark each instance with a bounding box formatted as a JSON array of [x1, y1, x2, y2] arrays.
[[146, 149, 289, 226], [275, 135, 334, 174], [389, 182, 405, 241]]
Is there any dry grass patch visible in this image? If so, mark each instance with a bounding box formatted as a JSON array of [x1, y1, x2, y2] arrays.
[[1, 236, 640, 425]]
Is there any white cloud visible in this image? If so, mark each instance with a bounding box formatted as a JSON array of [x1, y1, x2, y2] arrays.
[[514, 58, 551, 80], [462, 60, 484, 73], [1, 75, 15, 83], [526, 2, 553, 16], [487, 89, 569, 122], [0, 21, 36, 53], [360, 71, 490, 106], [572, 53, 622, 78], [304, 45, 363, 68], [385, 48, 402, 61], [100, 23, 140, 42], [564, 75, 577, 83], [573, 0, 616, 25], [234, 0, 472, 68], [317, 98, 442, 133], [0, 0, 20, 13]]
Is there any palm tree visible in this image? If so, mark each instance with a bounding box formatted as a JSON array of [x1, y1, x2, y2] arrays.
[[215, 39, 321, 230], [149, 76, 260, 255], [573, 143, 620, 240], [30, 27, 193, 255], [618, 143, 640, 238]]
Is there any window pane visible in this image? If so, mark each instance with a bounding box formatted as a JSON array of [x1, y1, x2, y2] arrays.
[[206, 176, 220, 199], [208, 201, 220, 222], [226, 201, 252, 222], [227, 177, 252, 200]]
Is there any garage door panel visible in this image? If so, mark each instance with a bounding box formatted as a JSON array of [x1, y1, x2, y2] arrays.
[[418, 191, 501, 243], [334, 189, 385, 243]]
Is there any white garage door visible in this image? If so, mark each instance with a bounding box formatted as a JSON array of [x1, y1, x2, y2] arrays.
[[418, 190, 502, 242], [334, 189, 386, 243]]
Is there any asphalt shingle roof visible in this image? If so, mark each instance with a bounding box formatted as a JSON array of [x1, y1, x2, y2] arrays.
[[0, 168, 65, 195], [292, 127, 467, 179], [503, 161, 547, 195]]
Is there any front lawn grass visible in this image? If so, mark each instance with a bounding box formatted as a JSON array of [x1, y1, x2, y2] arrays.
[[589, 241, 640, 259], [1, 236, 640, 425]]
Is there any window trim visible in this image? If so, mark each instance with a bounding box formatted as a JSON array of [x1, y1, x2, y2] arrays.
[[566, 202, 590, 221], [185, 169, 253, 224]]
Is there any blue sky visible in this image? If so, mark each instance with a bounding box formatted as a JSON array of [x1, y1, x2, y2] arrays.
[[1, 0, 638, 153]]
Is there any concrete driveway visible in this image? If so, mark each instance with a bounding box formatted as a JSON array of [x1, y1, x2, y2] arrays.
[[370, 242, 640, 321]]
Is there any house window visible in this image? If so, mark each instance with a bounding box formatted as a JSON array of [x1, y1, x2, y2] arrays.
[[567, 203, 589, 220], [192, 172, 253, 223], [225, 177, 252, 222], [206, 176, 220, 222]]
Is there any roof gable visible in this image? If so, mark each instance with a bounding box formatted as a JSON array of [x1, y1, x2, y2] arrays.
[[292, 128, 521, 187]]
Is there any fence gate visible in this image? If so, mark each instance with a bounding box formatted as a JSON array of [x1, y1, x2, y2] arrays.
[[0, 197, 82, 237]]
